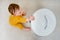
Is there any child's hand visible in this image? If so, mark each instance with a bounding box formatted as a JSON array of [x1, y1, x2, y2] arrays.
[[29, 15, 35, 21], [26, 15, 35, 22]]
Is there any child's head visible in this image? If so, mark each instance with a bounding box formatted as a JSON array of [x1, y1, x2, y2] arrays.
[[8, 3, 26, 16]]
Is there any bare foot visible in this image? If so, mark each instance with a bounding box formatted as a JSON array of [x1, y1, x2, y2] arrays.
[[23, 27, 31, 31]]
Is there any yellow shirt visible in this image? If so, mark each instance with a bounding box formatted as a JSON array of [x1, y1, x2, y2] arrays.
[[9, 15, 26, 30]]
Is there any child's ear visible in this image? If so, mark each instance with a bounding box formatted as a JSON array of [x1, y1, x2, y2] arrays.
[[13, 11, 14, 14], [13, 11, 15, 15]]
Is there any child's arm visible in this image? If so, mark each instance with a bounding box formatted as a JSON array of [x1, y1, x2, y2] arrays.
[[15, 16, 34, 23], [14, 16, 34, 23]]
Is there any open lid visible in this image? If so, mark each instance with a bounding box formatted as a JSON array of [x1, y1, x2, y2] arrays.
[[31, 8, 56, 36]]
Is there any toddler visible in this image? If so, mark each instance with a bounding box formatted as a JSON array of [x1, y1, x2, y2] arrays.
[[8, 3, 34, 31]]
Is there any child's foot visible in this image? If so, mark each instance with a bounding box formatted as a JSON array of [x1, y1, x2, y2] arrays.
[[23, 27, 31, 31]]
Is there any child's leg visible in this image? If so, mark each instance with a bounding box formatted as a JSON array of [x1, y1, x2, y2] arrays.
[[23, 27, 31, 31], [15, 24, 31, 31]]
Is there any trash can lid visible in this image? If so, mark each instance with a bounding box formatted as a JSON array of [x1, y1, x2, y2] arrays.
[[31, 8, 56, 36]]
